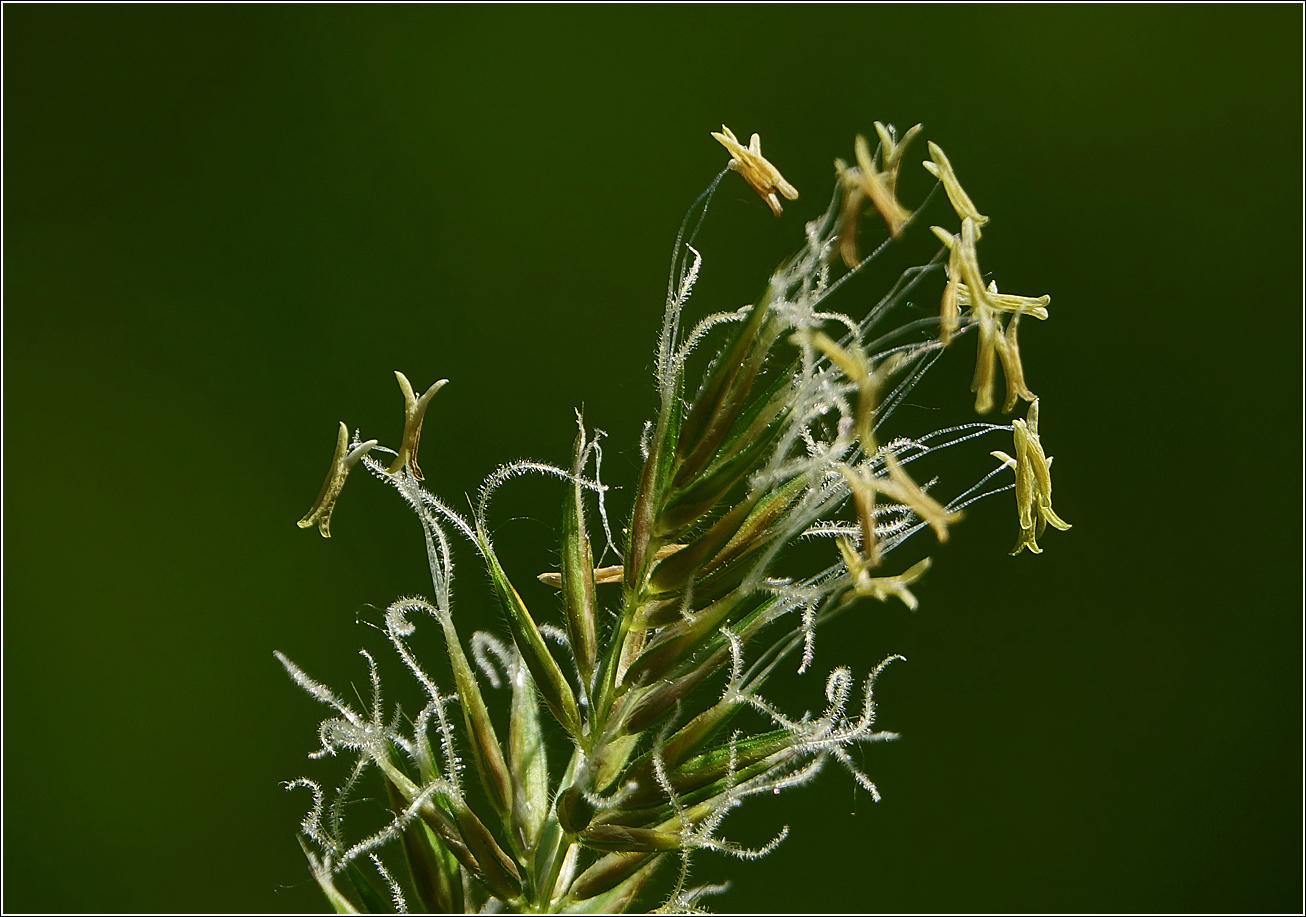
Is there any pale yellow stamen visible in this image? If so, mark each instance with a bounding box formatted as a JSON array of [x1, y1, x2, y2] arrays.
[[1017, 401, 1071, 534], [931, 226, 962, 345], [932, 220, 1047, 411], [839, 535, 932, 611], [955, 217, 988, 310], [873, 121, 923, 197], [955, 218, 1000, 414], [994, 400, 1070, 554], [297, 422, 378, 538], [387, 372, 448, 480], [712, 126, 799, 217], [971, 312, 999, 415], [923, 141, 989, 232], [853, 134, 912, 240], [994, 313, 1037, 413], [957, 283, 1050, 321], [795, 329, 908, 451], [877, 452, 963, 543], [834, 158, 867, 268], [838, 465, 883, 569]]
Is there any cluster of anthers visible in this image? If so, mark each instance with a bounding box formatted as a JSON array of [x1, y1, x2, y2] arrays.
[[281, 122, 1070, 914]]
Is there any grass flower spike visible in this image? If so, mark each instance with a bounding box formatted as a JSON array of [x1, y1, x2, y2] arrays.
[[281, 123, 1072, 913]]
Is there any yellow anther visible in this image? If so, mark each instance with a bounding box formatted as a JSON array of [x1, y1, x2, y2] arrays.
[[954, 218, 999, 414], [800, 328, 868, 380], [934, 221, 1048, 411], [794, 329, 908, 451], [853, 134, 913, 240], [839, 536, 932, 611], [931, 226, 963, 345], [835, 126, 921, 265], [873, 122, 923, 197], [957, 283, 1050, 321], [297, 422, 378, 538], [838, 464, 884, 570], [991, 442, 1038, 554], [971, 311, 1000, 415], [930, 225, 957, 249], [994, 313, 1037, 413], [923, 141, 989, 231], [387, 372, 448, 479], [712, 126, 799, 217], [956, 217, 989, 309], [1017, 400, 1070, 534], [834, 157, 868, 268], [537, 544, 684, 589], [994, 399, 1070, 554], [877, 452, 963, 543]]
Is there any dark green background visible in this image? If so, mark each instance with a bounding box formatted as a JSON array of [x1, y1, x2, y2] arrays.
[[5, 5, 1301, 914]]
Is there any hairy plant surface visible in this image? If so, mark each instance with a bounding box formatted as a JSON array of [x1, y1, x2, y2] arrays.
[[280, 124, 1070, 913]]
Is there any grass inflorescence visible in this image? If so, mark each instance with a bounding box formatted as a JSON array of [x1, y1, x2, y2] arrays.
[[280, 123, 1070, 913]]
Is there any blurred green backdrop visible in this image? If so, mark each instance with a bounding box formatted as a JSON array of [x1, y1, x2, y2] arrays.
[[4, 5, 1301, 914]]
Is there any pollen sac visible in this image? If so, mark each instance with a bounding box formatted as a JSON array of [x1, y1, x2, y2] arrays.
[[992, 447, 1039, 554], [297, 422, 377, 538], [877, 452, 963, 543], [835, 158, 868, 267], [386, 371, 448, 479], [923, 141, 989, 232], [937, 232, 963, 346], [839, 537, 932, 611], [997, 399, 1071, 554], [1018, 401, 1071, 534], [945, 217, 1002, 414], [712, 125, 799, 217], [958, 283, 1051, 321], [971, 311, 1000, 414], [936, 217, 1049, 414], [853, 133, 913, 239], [994, 313, 1037, 413], [834, 126, 920, 264], [873, 121, 922, 196], [839, 464, 883, 569]]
